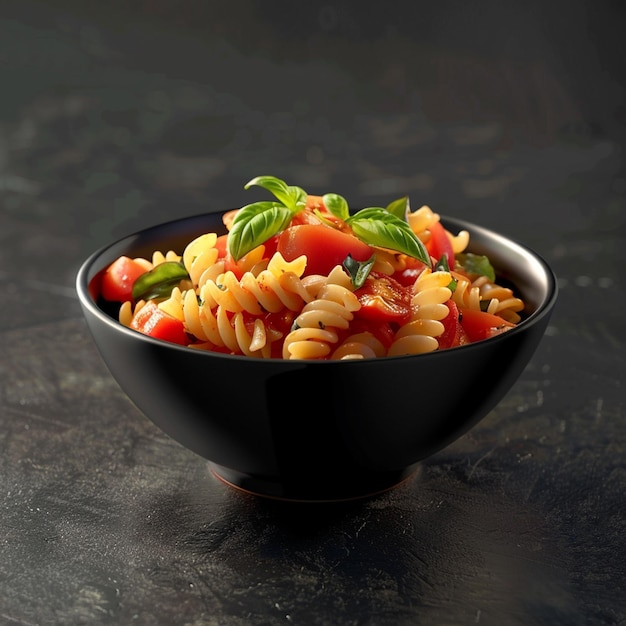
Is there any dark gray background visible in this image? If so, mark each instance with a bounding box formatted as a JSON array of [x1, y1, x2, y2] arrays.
[[1, 1, 624, 624]]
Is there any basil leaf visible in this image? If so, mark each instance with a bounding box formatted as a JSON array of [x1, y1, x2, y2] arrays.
[[288, 185, 308, 210], [323, 193, 350, 221], [434, 254, 458, 291], [244, 175, 306, 211], [132, 261, 190, 301], [434, 254, 450, 272], [347, 208, 430, 265], [385, 195, 410, 221], [343, 253, 376, 289], [228, 201, 293, 260], [457, 252, 496, 282]]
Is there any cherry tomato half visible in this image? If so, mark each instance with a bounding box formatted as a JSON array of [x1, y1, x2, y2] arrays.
[[392, 256, 428, 287], [101, 256, 148, 302], [354, 272, 411, 324], [130, 301, 188, 345], [437, 300, 469, 350], [277, 224, 373, 276], [459, 308, 515, 343], [426, 220, 455, 269]]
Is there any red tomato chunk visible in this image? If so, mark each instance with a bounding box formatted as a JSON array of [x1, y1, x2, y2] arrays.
[[426, 220, 455, 269], [354, 272, 411, 324], [437, 300, 469, 349], [460, 308, 515, 342], [277, 224, 373, 276], [101, 256, 147, 302], [130, 301, 188, 345]]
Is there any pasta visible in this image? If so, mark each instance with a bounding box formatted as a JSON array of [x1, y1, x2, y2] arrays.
[[408, 205, 470, 255], [152, 252, 311, 358], [283, 266, 360, 360], [330, 331, 387, 360], [388, 268, 452, 356], [451, 271, 525, 324], [100, 176, 527, 360]]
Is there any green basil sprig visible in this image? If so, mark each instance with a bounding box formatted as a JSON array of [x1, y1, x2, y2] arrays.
[[228, 175, 430, 266], [346, 207, 428, 263], [228, 176, 306, 260], [384, 195, 411, 221], [227, 201, 293, 261], [132, 261, 190, 301]]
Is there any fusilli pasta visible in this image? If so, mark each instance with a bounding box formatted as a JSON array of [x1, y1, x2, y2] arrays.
[[388, 268, 452, 356], [283, 266, 360, 360]]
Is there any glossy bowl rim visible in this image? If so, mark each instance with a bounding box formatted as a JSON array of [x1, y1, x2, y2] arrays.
[[76, 211, 558, 365]]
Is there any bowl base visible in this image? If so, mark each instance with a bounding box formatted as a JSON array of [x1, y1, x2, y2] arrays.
[[209, 462, 419, 503]]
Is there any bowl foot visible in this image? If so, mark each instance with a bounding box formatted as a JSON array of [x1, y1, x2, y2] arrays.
[[208, 462, 419, 503]]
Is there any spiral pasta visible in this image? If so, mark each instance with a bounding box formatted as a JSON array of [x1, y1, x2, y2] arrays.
[[331, 332, 387, 360], [182, 233, 219, 286], [451, 273, 482, 311], [407, 205, 439, 236], [282, 266, 361, 360], [154, 252, 311, 358], [472, 275, 525, 323], [388, 268, 452, 356], [371, 249, 410, 276], [119, 299, 148, 327], [452, 272, 525, 323]]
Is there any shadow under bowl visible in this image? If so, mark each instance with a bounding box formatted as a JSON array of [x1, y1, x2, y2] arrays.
[[76, 212, 558, 502]]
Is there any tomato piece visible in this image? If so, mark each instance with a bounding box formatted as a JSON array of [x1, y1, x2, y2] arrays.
[[354, 272, 411, 324], [459, 308, 516, 343], [290, 210, 324, 226], [216, 234, 242, 276], [393, 256, 428, 287], [101, 256, 148, 302], [130, 301, 188, 345], [240, 310, 296, 339], [264, 309, 297, 336], [297, 195, 345, 227], [426, 220, 455, 269], [305, 195, 326, 211], [437, 300, 469, 350], [262, 234, 280, 259], [215, 234, 229, 258], [277, 224, 373, 276], [237, 310, 296, 358]]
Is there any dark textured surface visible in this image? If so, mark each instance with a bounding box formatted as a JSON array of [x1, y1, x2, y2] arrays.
[[1, 2, 624, 624]]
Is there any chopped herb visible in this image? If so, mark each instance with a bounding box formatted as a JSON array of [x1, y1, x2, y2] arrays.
[[457, 252, 496, 282], [343, 253, 376, 289]]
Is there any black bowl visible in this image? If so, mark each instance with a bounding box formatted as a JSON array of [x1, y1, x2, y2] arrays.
[[76, 211, 557, 502]]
